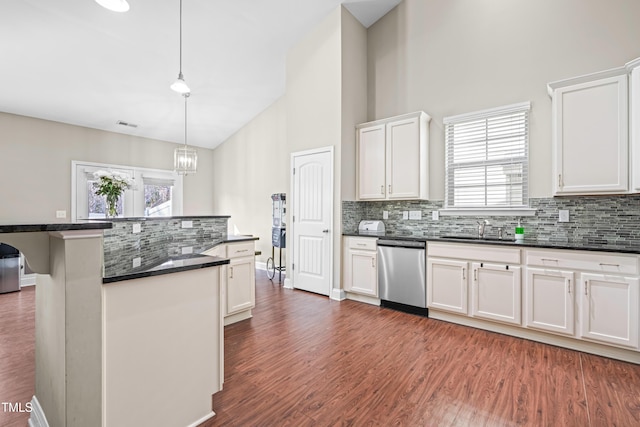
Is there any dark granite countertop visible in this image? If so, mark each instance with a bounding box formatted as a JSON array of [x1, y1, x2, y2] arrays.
[[342, 232, 640, 255], [103, 254, 230, 284], [94, 215, 231, 222], [0, 222, 112, 233]]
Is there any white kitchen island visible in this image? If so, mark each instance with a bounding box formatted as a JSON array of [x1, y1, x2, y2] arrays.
[[0, 223, 228, 427]]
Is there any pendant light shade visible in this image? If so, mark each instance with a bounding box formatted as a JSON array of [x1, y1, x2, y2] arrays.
[[174, 93, 197, 175], [95, 0, 130, 12], [170, 0, 190, 94], [170, 73, 190, 95]]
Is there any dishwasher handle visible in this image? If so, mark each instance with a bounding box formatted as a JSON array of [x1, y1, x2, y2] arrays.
[[377, 239, 426, 249]]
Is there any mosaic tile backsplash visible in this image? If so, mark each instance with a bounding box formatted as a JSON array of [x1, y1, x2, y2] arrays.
[[103, 217, 228, 277], [343, 195, 640, 248]]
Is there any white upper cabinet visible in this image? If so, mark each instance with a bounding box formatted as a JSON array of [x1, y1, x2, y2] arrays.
[[549, 68, 629, 195], [357, 124, 386, 199], [356, 111, 430, 201], [628, 58, 640, 192]]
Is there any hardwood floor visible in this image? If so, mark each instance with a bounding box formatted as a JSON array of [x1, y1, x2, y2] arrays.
[[206, 270, 640, 427], [1, 275, 639, 426], [0, 287, 35, 427]]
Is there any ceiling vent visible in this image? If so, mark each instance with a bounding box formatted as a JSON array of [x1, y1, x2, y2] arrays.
[[116, 120, 138, 128]]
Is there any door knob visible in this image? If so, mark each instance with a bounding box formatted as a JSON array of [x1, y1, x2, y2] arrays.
[[322, 229, 330, 233]]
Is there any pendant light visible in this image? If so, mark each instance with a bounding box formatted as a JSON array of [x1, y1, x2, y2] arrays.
[[174, 93, 198, 175], [95, 0, 130, 12], [170, 0, 190, 94]]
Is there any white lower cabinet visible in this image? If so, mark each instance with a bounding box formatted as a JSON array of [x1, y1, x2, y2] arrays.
[[203, 240, 256, 325], [427, 258, 468, 315], [427, 244, 640, 362], [427, 243, 521, 326], [226, 256, 256, 315], [471, 263, 521, 325], [580, 273, 639, 349], [525, 268, 575, 336], [343, 237, 378, 298]]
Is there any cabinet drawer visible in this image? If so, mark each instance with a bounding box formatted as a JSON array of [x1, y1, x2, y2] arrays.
[[227, 242, 255, 258], [428, 243, 520, 264], [347, 237, 377, 251], [525, 249, 639, 275]]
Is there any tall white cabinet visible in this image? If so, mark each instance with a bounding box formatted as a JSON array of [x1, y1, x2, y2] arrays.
[[629, 58, 640, 191], [356, 111, 431, 201], [548, 68, 629, 195]]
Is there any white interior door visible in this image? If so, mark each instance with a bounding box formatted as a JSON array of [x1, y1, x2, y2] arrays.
[[291, 148, 333, 296]]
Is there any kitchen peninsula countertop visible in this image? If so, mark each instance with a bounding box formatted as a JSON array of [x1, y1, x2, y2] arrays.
[[342, 232, 640, 255]]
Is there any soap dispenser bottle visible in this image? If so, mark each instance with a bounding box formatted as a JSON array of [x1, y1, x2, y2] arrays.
[[515, 219, 524, 242]]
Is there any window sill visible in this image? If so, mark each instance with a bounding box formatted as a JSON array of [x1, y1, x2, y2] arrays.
[[439, 208, 537, 217]]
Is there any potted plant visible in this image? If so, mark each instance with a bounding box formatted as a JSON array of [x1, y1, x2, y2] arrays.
[[93, 170, 133, 218]]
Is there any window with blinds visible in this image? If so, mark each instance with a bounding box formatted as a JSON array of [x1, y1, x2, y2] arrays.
[[444, 102, 530, 210]]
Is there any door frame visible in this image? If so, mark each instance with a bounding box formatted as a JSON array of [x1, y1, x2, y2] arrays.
[[286, 146, 334, 296]]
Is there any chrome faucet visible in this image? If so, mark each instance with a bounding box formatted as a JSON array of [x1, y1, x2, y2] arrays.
[[477, 220, 490, 239]]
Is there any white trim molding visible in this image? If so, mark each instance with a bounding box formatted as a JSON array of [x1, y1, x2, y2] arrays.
[[186, 411, 216, 427], [331, 288, 346, 301], [28, 396, 49, 427], [439, 208, 537, 217]]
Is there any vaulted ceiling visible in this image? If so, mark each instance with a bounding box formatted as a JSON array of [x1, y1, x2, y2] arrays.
[[0, 0, 401, 149]]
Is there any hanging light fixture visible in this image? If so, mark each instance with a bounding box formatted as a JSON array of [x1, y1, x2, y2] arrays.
[[95, 0, 130, 13], [170, 0, 190, 94], [174, 93, 198, 175]]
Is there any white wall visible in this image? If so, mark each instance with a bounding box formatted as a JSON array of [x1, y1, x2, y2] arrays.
[[211, 98, 288, 263], [0, 112, 215, 222], [368, 0, 640, 199]]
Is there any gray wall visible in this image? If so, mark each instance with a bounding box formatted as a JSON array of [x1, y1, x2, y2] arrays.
[[367, 0, 640, 199], [0, 112, 215, 223]]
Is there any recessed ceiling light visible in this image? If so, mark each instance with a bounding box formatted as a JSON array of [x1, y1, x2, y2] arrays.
[[95, 0, 130, 13]]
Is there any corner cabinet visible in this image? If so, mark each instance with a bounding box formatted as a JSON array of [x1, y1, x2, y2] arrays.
[[549, 68, 629, 195], [356, 111, 431, 201], [203, 240, 256, 325], [342, 236, 378, 301]]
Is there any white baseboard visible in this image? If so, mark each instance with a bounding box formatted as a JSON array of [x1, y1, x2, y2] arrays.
[[28, 396, 49, 427], [283, 277, 293, 289], [331, 288, 346, 301], [255, 261, 267, 270], [21, 274, 36, 288], [186, 411, 216, 427]]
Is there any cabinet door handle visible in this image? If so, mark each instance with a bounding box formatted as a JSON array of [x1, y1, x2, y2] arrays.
[[388, 184, 392, 194], [462, 268, 466, 280], [584, 280, 588, 296], [230, 266, 234, 279], [541, 258, 559, 263], [558, 174, 562, 188], [567, 279, 571, 294], [380, 185, 384, 195], [237, 249, 249, 253], [599, 263, 620, 268], [372, 258, 375, 268], [474, 269, 477, 281]]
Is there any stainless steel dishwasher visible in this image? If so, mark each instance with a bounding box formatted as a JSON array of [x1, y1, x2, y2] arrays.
[[377, 239, 427, 316]]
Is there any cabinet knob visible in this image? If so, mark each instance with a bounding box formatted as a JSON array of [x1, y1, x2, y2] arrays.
[[322, 229, 330, 233]]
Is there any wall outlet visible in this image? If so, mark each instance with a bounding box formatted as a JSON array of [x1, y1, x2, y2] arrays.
[[402, 211, 408, 220], [432, 211, 439, 221], [559, 210, 569, 222], [132, 223, 142, 234], [132, 257, 141, 268], [409, 210, 422, 220], [182, 246, 193, 255], [56, 210, 66, 219], [181, 220, 193, 229], [383, 211, 389, 219]]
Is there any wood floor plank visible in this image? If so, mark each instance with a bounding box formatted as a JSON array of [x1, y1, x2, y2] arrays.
[[581, 352, 640, 426], [0, 287, 35, 427]]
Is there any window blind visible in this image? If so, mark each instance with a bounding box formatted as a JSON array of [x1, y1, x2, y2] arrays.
[[444, 102, 530, 209]]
